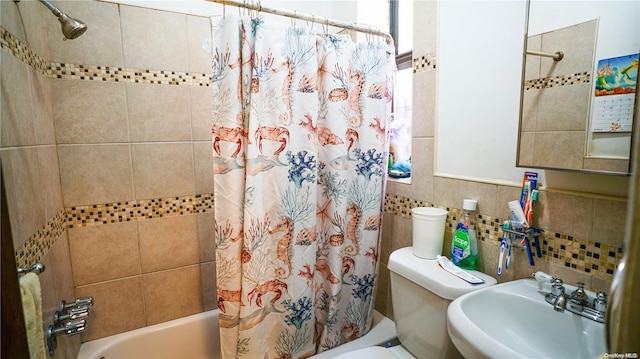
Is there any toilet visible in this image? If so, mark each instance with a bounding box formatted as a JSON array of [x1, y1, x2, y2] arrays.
[[336, 247, 496, 359]]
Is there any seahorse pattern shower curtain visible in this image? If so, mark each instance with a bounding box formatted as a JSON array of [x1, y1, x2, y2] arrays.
[[211, 13, 394, 359]]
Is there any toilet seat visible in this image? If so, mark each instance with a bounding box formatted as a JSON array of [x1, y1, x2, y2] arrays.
[[333, 345, 417, 359]]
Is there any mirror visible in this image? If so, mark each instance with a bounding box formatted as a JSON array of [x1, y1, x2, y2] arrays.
[[517, 0, 639, 175]]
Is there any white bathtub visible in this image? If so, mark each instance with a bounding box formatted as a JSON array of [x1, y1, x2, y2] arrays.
[[77, 309, 396, 359]]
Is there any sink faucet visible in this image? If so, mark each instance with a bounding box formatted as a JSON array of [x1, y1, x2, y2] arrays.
[[535, 272, 607, 323], [550, 278, 568, 312]]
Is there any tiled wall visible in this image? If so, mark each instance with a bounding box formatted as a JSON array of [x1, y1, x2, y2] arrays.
[[51, 1, 217, 343], [2, 0, 218, 347], [1, 1, 79, 358], [373, 2, 627, 319]]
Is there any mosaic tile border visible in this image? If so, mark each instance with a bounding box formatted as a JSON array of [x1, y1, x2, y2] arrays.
[[1, 25, 211, 86], [525, 71, 591, 90], [14, 211, 67, 269], [413, 53, 436, 73], [14, 194, 215, 266], [66, 193, 215, 228], [383, 193, 621, 279]]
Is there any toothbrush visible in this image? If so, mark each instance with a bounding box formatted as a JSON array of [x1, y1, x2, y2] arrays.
[[505, 231, 512, 270], [497, 221, 508, 275], [524, 237, 535, 266]]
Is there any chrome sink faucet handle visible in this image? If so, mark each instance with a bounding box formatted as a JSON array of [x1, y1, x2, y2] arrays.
[[594, 291, 608, 312], [551, 278, 564, 296], [570, 282, 589, 306]]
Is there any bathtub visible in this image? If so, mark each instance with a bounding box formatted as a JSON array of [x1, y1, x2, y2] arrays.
[[77, 309, 396, 359]]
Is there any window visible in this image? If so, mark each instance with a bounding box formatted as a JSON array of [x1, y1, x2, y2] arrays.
[[388, 0, 412, 180]]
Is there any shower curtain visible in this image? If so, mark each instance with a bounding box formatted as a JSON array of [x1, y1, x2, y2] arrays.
[[211, 13, 394, 359]]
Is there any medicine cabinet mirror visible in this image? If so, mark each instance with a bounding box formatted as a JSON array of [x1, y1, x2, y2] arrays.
[[517, 0, 639, 175]]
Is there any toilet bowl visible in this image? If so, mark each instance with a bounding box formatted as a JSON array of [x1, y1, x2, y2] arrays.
[[336, 247, 496, 359]]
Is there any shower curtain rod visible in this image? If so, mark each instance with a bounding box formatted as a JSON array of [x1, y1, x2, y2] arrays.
[[206, 0, 392, 42]]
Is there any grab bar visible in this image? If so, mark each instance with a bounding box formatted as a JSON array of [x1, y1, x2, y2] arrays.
[[526, 50, 564, 61], [17, 262, 45, 275]]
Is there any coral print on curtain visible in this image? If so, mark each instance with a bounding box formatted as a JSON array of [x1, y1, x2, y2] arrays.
[[211, 13, 395, 359]]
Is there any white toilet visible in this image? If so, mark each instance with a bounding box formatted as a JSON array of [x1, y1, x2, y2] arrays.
[[336, 247, 496, 359]]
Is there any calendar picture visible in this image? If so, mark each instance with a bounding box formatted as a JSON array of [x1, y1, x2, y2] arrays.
[[592, 53, 638, 132]]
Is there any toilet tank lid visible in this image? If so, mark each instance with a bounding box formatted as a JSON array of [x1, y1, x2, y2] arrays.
[[387, 247, 497, 300]]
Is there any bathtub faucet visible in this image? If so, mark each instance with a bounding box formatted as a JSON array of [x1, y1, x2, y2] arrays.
[[47, 297, 94, 355]]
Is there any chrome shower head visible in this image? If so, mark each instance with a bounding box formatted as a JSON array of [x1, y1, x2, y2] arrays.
[[39, 0, 87, 40]]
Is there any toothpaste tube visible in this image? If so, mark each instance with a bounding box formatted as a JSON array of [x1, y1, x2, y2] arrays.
[[509, 200, 528, 227]]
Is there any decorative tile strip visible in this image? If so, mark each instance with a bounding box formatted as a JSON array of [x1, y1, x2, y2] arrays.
[[525, 71, 590, 90], [1, 26, 211, 86], [65, 193, 215, 228], [413, 53, 436, 73], [0, 25, 48, 75], [14, 210, 67, 269], [48, 62, 212, 86], [383, 193, 620, 279]]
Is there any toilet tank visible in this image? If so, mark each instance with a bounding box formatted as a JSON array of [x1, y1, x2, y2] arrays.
[[387, 247, 496, 359]]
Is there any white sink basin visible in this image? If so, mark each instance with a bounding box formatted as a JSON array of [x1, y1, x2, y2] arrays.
[[447, 279, 606, 359]]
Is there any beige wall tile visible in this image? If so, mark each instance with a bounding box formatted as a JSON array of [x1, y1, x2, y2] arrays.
[[2, 0, 47, 58], [517, 131, 535, 167], [583, 158, 630, 174], [200, 261, 217, 311], [539, 19, 597, 77], [187, 15, 213, 74], [411, 70, 436, 138], [45, 0, 124, 66], [592, 198, 628, 247], [412, 1, 437, 56], [190, 86, 214, 141], [120, 5, 188, 71], [198, 211, 216, 262], [58, 144, 134, 207], [524, 35, 541, 81], [138, 215, 199, 273], [496, 184, 522, 221], [48, 231, 76, 305], [69, 222, 141, 286], [1, 147, 46, 248], [532, 131, 585, 170], [536, 83, 590, 131], [52, 79, 129, 144], [38, 146, 64, 219], [131, 142, 195, 200], [1, 53, 36, 147], [536, 191, 594, 239], [520, 89, 538, 132], [194, 141, 214, 194], [142, 265, 203, 325], [31, 69, 55, 145], [388, 215, 412, 255], [76, 277, 147, 341], [433, 177, 499, 217], [127, 83, 192, 142]]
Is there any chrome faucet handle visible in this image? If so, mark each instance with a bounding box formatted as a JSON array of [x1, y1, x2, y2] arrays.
[[60, 297, 93, 312], [594, 291, 608, 312], [570, 282, 589, 305], [54, 306, 89, 327], [46, 320, 87, 355], [551, 278, 565, 296]]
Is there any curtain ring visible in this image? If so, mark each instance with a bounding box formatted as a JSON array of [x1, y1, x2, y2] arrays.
[[324, 17, 329, 35], [222, 1, 226, 19], [291, 10, 296, 29]]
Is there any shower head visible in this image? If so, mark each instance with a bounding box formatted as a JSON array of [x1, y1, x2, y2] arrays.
[[38, 0, 87, 39]]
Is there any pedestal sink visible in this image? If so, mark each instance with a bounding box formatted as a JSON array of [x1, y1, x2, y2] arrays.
[[447, 279, 606, 359]]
